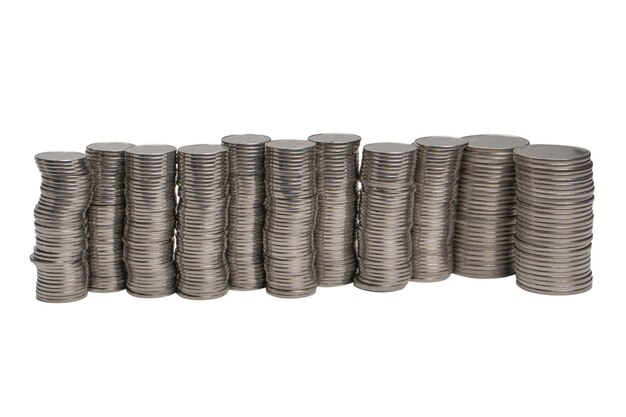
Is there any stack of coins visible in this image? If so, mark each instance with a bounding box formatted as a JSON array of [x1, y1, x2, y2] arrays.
[[308, 133, 361, 286], [356, 143, 417, 292], [454, 135, 529, 278], [411, 137, 466, 282], [124, 145, 177, 297], [222, 134, 271, 290], [514, 145, 594, 295], [31, 152, 92, 302], [86, 142, 134, 292], [264, 140, 317, 298], [176, 144, 230, 300]]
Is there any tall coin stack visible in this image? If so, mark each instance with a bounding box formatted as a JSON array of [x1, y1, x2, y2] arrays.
[[264, 140, 318, 298], [86, 142, 134, 292], [222, 134, 271, 290], [31, 152, 92, 302], [176, 145, 230, 300], [356, 143, 417, 292], [513, 145, 594, 295], [124, 145, 177, 297], [308, 133, 361, 287], [454, 135, 529, 278], [411, 137, 466, 282]]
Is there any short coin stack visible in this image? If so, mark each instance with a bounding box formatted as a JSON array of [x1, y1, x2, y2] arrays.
[[31, 152, 92, 302], [222, 134, 271, 290], [454, 135, 529, 278], [176, 144, 230, 300], [356, 143, 417, 292], [513, 145, 594, 295], [264, 140, 318, 298], [411, 137, 466, 282], [86, 142, 134, 292], [124, 145, 177, 297], [308, 133, 361, 286]]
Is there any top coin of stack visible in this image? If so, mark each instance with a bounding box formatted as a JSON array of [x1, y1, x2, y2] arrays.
[[308, 133, 361, 287], [176, 144, 230, 300], [31, 152, 92, 302], [411, 136, 467, 282], [513, 145, 594, 295], [86, 142, 134, 292], [454, 135, 529, 278], [222, 134, 271, 290], [264, 140, 318, 298], [356, 142, 417, 292], [123, 145, 178, 297]]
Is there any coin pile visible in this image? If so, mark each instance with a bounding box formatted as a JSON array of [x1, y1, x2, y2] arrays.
[[513, 145, 594, 295], [264, 140, 318, 298], [356, 143, 417, 292], [176, 144, 230, 300], [411, 137, 466, 282], [222, 134, 271, 290], [86, 142, 134, 292], [454, 135, 529, 278], [31, 152, 92, 302], [124, 145, 177, 297], [308, 133, 361, 286]]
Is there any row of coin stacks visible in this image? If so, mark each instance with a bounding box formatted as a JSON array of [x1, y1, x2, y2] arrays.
[[31, 135, 594, 302]]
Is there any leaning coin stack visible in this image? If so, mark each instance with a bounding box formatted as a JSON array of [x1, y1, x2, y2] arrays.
[[356, 143, 417, 292], [124, 145, 178, 297], [31, 152, 92, 302], [513, 145, 594, 295], [86, 142, 134, 292], [264, 140, 318, 298], [222, 134, 271, 290], [176, 145, 230, 300], [308, 133, 361, 286], [411, 137, 466, 282], [454, 135, 529, 278]]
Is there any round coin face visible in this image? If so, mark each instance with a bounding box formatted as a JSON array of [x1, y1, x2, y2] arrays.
[[222, 134, 271, 146], [35, 151, 86, 162], [363, 142, 417, 154], [464, 134, 529, 150], [178, 144, 227, 155], [266, 139, 316, 151], [514, 144, 590, 161], [86, 142, 135, 152], [308, 133, 361, 144], [126, 144, 177, 155], [414, 136, 468, 148]]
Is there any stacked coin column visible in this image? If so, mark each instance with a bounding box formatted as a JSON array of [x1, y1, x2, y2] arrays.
[[264, 140, 318, 298], [124, 145, 178, 297], [411, 137, 466, 282], [454, 135, 529, 278], [222, 134, 271, 290], [176, 145, 230, 300], [308, 133, 361, 286], [513, 145, 594, 295], [355, 143, 417, 292], [31, 152, 92, 302], [86, 142, 134, 292]]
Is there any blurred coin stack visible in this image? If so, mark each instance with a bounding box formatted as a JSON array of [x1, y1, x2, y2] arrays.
[[356, 143, 417, 292], [264, 140, 318, 298], [222, 134, 271, 290], [308, 133, 361, 286], [124, 145, 178, 297], [411, 137, 466, 282], [86, 142, 134, 292], [176, 145, 230, 299], [31, 152, 92, 302], [454, 135, 529, 278], [513, 145, 594, 295]]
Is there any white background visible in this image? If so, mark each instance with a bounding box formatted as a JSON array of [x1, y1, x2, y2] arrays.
[[1, 1, 624, 416]]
